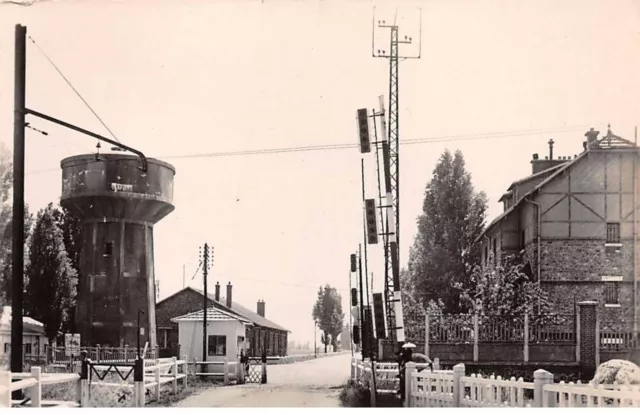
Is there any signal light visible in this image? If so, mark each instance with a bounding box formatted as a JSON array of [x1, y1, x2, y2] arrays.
[[350, 254, 357, 273], [373, 293, 386, 339], [353, 325, 360, 344], [357, 108, 371, 154], [364, 199, 378, 244], [351, 288, 358, 307]]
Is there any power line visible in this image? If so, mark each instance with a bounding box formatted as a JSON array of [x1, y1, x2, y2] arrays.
[[27, 35, 122, 144], [24, 124, 593, 176]]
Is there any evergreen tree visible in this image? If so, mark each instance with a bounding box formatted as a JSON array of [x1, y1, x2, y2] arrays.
[[408, 149, 488, 313], [25, 203, 77, 343]]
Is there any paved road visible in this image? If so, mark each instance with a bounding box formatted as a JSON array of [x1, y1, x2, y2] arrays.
[[176, 352, 352, 407]]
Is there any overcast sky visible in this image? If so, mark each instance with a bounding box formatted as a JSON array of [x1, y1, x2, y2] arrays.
[[0, 0, 639, 343]]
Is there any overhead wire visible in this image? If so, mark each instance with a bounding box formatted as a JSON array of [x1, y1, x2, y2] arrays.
[[27, 34, 122, 144], [24, 124, 594, 176]]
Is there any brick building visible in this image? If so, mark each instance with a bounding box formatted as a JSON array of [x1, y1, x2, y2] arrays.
[[155, 283, 289, 357], [477, 126, 639, 332]]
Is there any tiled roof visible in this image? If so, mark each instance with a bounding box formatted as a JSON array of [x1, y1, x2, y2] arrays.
[[192, 288, 290, 333], [0, 306, 46, 335], [171, 306, 253, 324]]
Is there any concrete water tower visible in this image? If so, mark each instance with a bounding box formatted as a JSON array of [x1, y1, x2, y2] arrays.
[[60, 152, 175, 349]]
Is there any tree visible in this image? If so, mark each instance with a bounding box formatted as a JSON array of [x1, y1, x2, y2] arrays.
[[408, 149, 488, 313], [312, 284, 344, 353], [0, 143, 35, 305], [25, 203, 77, 343], [55, 206, 82, 333], [401, 268, 444, 342], [455, 252, 551, 319], [0, 204, 34, 305]]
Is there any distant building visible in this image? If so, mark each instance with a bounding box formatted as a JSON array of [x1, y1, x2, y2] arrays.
[[171, 306, 253, 362], [156, 283, 290, 357], [0, 306, 46, 362], [477, 127, 639, 331]]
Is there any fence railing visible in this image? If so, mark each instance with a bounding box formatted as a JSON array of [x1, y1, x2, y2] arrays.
[[187, 358, 241, 385], [403, 362, 640, 408], [350, 357, 444, 394], [1, 367, 81, 408], [46, 345, 159, 365], [1, 355, 189, 408]]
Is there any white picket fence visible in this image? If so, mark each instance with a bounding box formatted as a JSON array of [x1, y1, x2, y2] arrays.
[[404, 362, 640, 408], [1, 367, 81, 408], [350, 357, 445, 394], [0, 357, 189, 408]]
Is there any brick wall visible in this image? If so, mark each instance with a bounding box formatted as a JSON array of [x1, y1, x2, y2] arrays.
[[155, 289, 288, 357], [539, 239, 637, 329], [156, 289, 216, 350]]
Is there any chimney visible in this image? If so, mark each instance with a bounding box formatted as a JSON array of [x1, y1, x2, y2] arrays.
[[214, 282, 220, 302], [585, 128, 600, 147], [548, 138, 555, 160], [226, 282, 232, 308], [257, 299, 265, 317]]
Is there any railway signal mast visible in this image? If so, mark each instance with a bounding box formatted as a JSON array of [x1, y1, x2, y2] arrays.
[[372, 7, 422, 353]]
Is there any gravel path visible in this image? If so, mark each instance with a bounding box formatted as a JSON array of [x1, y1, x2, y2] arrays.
[[176, 352, 352, 407]]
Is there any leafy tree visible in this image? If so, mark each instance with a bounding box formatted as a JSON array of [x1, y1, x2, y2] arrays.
[[0, 143, 35, 305], [312, 284, 345, 353], [455, 253, 551, 319], [408, 149, 488, 313], [25, 203, 77, 343], [0, 204, 34, 305], [401, 268, 444, 342]]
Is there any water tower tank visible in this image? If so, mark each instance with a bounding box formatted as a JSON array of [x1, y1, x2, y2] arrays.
[[60, 153, 175, 349]]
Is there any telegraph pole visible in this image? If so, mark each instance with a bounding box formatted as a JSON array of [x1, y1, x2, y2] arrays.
[[372, 8, 421, 351], [200, 243, 213, 373], [11, 23, 27, 382]]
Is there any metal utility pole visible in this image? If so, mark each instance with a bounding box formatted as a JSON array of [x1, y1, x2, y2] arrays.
[[372, 8, 421, 350], [200, 243, 213, 373], [11, 23, 26, 382], [357, 245, 366, 360]]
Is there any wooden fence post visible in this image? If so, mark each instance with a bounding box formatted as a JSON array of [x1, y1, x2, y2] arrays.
[[172, 357, 178, 394], [524, 313, 529, 363], [124, 345, 129, 363], [95, 345, 101, 364], [183, 355, 188, 387], [404, 362, 417, 407], [1, 371, 10, 408], [223, 358, 229, 385], [473, 312, 479, 362], [350, 357, 355, 381], [29, 366, 41, 408], [154, 362, 161, 401], [425, 313, 430, 358], [452, 363, 465, 407], [533, 369, 553, 407]]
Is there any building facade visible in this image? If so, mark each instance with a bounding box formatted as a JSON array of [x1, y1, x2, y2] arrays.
[[477, 127, 639, 332], [156, 284, 289, 358], [171, 307, 252, 363]]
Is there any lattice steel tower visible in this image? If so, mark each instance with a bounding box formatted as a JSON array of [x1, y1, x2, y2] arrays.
[[373, 8, 421, 347]]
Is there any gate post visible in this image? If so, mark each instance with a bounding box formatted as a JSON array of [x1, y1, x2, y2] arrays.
[[261, 351, 268, 384], [134, 357, 145, 407], [79, 354, 90, 407]]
